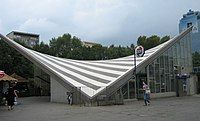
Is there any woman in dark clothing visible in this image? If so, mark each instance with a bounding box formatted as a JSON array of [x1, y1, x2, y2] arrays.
[[6, 87, 18, 110]]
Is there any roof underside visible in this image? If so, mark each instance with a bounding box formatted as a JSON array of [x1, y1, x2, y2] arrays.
[[0, 27, 192, 99]]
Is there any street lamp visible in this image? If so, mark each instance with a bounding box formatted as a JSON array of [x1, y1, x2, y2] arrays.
[[133, 49, 137, 98], [134, 46, 145, 99]]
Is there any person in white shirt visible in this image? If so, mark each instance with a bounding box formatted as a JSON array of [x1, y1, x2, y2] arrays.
[[143, 82, 150, 106]]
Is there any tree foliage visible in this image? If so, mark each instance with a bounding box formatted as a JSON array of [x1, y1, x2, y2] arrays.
[[33, 41, 50, 54], [0, 39, 34, 78], [47, 34, 134, 60], [193, 52, 200, 67], [160, 36, 170, 44], [49, 34, 82, 58], [137, 35, 170, 50]]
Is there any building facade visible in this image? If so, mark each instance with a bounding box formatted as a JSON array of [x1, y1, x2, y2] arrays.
[[7, 31, 39, 48], [179, 9, 200, 52], [82, 41, 100, 48]]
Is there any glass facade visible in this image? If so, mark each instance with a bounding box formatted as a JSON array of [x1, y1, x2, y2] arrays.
[[115, 31, 192, 100]]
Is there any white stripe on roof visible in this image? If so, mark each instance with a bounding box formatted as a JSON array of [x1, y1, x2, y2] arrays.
[[29, 50, 108, 87], [47, 55, 125, 75], [34, 51, 117, 82]]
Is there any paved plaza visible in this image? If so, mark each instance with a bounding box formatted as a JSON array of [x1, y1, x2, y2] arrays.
[[0, 95, 200, 121]]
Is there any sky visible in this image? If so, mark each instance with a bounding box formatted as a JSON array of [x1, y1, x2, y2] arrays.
[[0, 0, 200, 46]]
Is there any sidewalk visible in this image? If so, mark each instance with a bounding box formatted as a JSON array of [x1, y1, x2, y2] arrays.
[[193, 94, 200, 97], [0, 96, 200, 121]]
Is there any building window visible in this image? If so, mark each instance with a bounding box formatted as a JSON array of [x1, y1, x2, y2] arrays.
[[156, 84, 160, 93], [187, 22, 192, 28], [149, 78, 155, 93], [160, 56, 164, 68], [122, 83, 128, 99], [160, 73, 165, 92], [155, 64, 160, 83], [149, 63, 154, 78], [129, 79, 136, 99], [164, 55, 169, 73], [166, 74, 170, 92], [197, 15, 200, 20], [171, 79, 175, 91]]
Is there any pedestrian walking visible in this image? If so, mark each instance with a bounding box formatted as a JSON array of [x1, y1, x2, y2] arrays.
[[67, 92, 73, 105], [143, 82, 150, 106], [5, 86, 18, 110]]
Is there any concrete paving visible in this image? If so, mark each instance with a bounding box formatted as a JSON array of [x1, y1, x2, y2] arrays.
[[0, 95, 200, 121]]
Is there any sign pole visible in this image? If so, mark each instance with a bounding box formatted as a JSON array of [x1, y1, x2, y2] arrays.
[[134, 46, 145, 100], [134, 48, 137, 99]]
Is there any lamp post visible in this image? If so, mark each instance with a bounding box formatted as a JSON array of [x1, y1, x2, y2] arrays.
[[134, 46, 145, 99], [133, 49, 137, 98]]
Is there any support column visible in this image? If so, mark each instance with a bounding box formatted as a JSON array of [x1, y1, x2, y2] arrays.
[[50, 76, 69, 103]]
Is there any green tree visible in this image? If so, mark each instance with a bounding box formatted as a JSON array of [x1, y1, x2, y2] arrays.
[[49, 34, 71, 57], [33, 41, 50, 54], [137, 36, 147, 47], [193, 52, 200, 67], [160, 36, 170, 44], [137, 35, 170, 50], [146, 35, 160, 50], [90, 44, 105, 60], [0, 39, 33, 78]]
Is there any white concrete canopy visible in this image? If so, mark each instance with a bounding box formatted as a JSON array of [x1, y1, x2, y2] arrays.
[[0, 27, 192, 99]]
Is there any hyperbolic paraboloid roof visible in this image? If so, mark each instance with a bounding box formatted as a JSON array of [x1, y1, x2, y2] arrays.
[[0, 27, 192, 99]]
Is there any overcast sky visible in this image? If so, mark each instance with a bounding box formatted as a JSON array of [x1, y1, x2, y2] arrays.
[[0, 0, 200, 46]]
